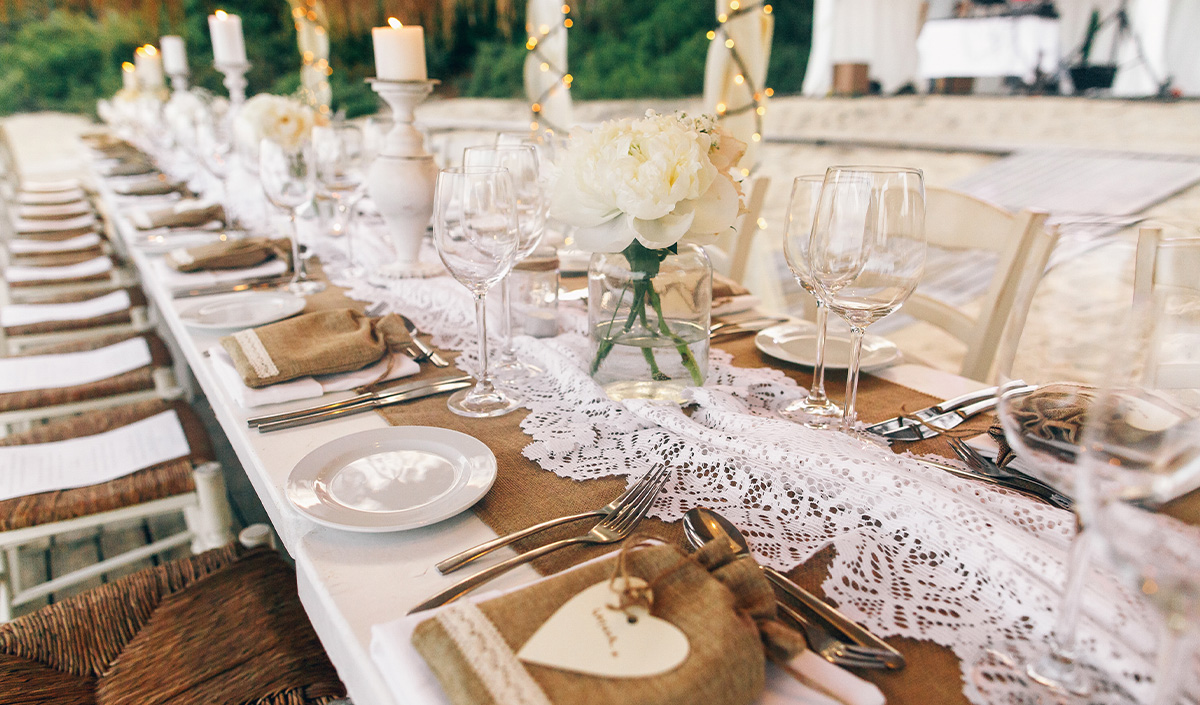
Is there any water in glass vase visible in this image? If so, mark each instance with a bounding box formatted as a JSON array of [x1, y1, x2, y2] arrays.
[[591, 319, 710, 402]]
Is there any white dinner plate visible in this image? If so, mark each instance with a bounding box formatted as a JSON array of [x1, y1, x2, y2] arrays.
[[286, 427, 497, 532], [755, 323, 902, 370], [131, 229, 228, 254], [178, 292, 306, 330]]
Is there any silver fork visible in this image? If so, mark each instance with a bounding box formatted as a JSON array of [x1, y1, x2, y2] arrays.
[[409, 466, 671, 613], [947, 438, 1072, 510], [777, 602, 891, 669], [364, 301, 423, 361], [436, 463, 672, 574]]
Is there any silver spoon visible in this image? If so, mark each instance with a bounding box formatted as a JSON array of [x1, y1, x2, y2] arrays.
[[682, 507, 905, 670]]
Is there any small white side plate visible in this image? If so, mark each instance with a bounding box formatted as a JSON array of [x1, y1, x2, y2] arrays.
[[179, 292, 305, 330], [286, 427, 497, 532], [755, 323, 902, 371]]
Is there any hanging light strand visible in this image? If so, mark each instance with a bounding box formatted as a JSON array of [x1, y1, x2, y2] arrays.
[[709, 1, 773, 146], [527, 3, 573, 134]]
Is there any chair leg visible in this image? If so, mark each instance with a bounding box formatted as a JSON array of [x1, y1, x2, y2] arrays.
[[186, 462, 235, 552], [0, 548, 12, 622], [238, 524, 276, 549]]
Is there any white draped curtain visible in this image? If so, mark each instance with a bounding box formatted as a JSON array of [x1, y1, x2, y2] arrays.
[[703, 1, 775, 171]]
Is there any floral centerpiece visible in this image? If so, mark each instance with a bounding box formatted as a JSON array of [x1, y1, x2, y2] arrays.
[[550, 111, 746, 401], [235, 93, 317, 154]]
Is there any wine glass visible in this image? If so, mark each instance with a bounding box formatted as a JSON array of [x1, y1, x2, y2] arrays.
[[808, 166, 926, 430], [313, 124, 370, 278], [433, 166, 522, 417], [780, 174, 842, 427], [260, 137, 325, 296], [462, 144, 547, 382]]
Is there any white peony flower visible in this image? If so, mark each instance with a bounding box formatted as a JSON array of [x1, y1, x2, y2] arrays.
[[235, 94, 314, 153], [550, 112, 745, 252]]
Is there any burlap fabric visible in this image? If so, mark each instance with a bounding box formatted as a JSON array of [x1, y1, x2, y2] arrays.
[[414, 540, 805, 705], [2, 288, 145, 337], [13, 225, 98, 240], [220, 309, 412, 388], [166, 238, 290, 272], [0, 399, 208, 531], [134, 203, 225, 230], [8, 249, 106, 267], [113, 178, 181, 197], [100, 159, 157, 177], [713, 273, 750, 300], [0, 543, 346, 704], [988, 383, 1095, 467]]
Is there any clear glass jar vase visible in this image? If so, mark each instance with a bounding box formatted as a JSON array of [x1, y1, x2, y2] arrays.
[[587, 242, 712, 403]]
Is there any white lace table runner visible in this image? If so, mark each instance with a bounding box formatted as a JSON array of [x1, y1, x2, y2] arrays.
[[137, 138, 1195, 705]]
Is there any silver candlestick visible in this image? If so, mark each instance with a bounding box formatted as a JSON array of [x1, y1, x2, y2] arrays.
[[216, 62, 250, 110], [366, 78, 441, 279]]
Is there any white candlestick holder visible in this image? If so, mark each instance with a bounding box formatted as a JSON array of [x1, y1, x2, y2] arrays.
[[216, 62, 251, 110], [365, 78, 442, 279], [168, 71, 190, 94]]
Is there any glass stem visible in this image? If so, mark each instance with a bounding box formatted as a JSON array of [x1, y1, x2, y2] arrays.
[[288, 212, 307, 283], [842, 324, 866, 430], [499, 276, 516, 360], [1029, 524, 1094, 694], [473, 292, 495, 396], [342, 200, 357, 270], [809, 301, 830, 403], [1151, 619, 1191, 705]]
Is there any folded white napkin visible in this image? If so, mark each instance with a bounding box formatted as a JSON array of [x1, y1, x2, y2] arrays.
[[208, 346, 420, 408], [8, 232, 102, 255], [369, 550, 885, 705], [18, 187, 86, 205], [155, 258, 288, 289], [17, 201, 92, 220], [21, 178, 81, 194], [5, 256, 113, 283], [0, 336, 151, 394], [0, 410, 191, 502], [11, 212, 96, 234], [1, 290, 131, 328]]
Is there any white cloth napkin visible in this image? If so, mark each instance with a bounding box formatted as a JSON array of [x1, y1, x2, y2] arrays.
[[18, 187, 86, 205], [207, 346, 420, 408], [17, 201, 92, 220], [1, 290, 131, 328], [5, 256, 113, 283], [11, 212, 96, 234], [0, 336, 151, 394], [8, 232, 102, 254], [0, 410, 191, 502], [369, 550, 885, 705], [154, 258, 288, 289]]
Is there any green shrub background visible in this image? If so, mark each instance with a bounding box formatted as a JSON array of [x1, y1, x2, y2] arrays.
[[0, 0, 812, 117]]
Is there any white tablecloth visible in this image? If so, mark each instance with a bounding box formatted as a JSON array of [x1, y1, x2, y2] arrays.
[[917, 16, 1060, 81]]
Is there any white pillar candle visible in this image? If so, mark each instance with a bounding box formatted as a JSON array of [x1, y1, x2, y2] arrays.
[[121, 62, 137, 91], [134, 45, 164, 88], [372, 18, 427, 81], [160, 35, 188, 74], [208, 10, 247, 66]]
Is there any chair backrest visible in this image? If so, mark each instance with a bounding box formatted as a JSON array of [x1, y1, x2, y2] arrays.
[[1134, 226, 1200, 305], [709, 176, 770, 284], [904, 186, 1057, 382]]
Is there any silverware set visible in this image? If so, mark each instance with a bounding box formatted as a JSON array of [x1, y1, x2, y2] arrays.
[[865, 380, 1034, 442], [247, 374, 473, 432]]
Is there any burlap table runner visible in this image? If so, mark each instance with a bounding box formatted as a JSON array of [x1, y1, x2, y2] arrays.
[[166, 238, 290, 272]]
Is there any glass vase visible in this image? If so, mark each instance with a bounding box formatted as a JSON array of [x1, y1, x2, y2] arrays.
[[588, 242, 711, 403]]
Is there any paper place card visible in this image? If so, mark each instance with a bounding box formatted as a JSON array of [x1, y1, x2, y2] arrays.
[[18, 187, 86, 205], [12, 212, 96, 233], [157, 258, 287, 290], [0, 410, 191, 502], [1, 290, 131, 328], [5, 256, 113, 283], [8, 232, 102, 254], [0, 336, 151, 394], [18, 201, 92, 219]]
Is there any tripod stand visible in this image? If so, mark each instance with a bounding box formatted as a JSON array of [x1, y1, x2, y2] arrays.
[[1066, 0, 1173, 97]]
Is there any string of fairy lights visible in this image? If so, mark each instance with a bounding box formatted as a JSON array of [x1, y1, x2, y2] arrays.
[[526, 3, 573, 134], [707, 0, 774, 157]]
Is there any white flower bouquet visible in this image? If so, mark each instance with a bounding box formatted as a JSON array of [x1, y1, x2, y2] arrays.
[[550, 111, 746, 388], [235, 93, 316, 153]]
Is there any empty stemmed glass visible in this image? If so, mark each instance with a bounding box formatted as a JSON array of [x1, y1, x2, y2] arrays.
[[780, 174, 841, 427], [313, 124, 370, 278], [462, 144, 547, 381], [433, 165, 522, 417], [260, 137, 325, 296], [808, 166, 926, 431]]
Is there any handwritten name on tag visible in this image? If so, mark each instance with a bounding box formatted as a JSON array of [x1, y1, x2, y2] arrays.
[[517, 577, 689, 678]]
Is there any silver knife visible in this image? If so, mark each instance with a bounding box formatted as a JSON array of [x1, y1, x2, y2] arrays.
[[172, 275, 294, 299], [255, 378, 472, 432], [398, 315, 450, 367], [865, 384, 1007, 438], [247, 374, 472, 427]]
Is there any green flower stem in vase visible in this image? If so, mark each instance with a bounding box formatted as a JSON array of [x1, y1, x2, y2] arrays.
[[588, 241, 712, 403]]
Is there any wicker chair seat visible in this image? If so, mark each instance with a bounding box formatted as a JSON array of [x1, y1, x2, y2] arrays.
[[8, 249, 107, 267], [1, 288, 145, 338], [0, 544, 347, 705], [0, 399, 210, 531], [0, 333, 170, 413], [11, 226, 98, 241]]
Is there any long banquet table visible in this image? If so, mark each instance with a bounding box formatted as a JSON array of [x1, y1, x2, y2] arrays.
[[89, 155, 1200, 705]]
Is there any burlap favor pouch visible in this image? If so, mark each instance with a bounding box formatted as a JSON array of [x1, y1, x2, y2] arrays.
[[989, 383, 1096, 467], [166, 238, 291, 272], [412, 541, 805, 705], [133, 201, 226, 230], [713, 272, 750, 300], [220, 309, 412, 388]]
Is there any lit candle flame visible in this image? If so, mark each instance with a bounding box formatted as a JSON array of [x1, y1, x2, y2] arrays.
[[388, 17, 403, 29], [215, 9, 227, 19], [122, 62, 135, 72], [144, 45, 157, 55]]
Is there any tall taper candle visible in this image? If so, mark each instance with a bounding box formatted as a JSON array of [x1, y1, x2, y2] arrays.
[[208, 10, 247, 66], [371, 17, 427, 81], [134, 45, 164, 88], [121, 62, 137, 91], [160, 35, 188, 75]]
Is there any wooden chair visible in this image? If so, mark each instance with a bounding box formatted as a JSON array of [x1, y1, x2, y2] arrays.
[[708, 176, 770, 285], [1134, 226, 1200, 304], [903, 186, 1059, 382], [0, 530, 345, 703], [0, 399, 235, 621], [0, 287, 153, 355]]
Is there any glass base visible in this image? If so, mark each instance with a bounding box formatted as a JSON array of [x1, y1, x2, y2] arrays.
[[337, 264, 367, 280], [493, 359, 543, 383], [370, 260, 444, 281], [970, 649, 1109, 705], [780, 395, 842, 429], [447, 386, 521, 418], [286, 279, 326, 296], [603, 379, 690, 404]]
